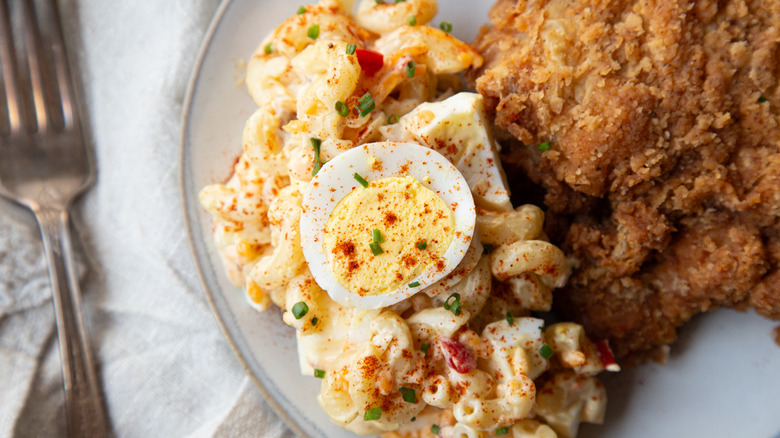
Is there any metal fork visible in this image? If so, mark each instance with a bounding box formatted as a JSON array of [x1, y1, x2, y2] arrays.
[[0, 0, 108, 436]]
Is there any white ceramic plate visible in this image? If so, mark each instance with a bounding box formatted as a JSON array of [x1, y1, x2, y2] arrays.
[[180, 1, 780, 437]]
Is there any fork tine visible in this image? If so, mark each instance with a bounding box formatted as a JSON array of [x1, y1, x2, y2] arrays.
[[0, 0, 23, 135], [20, 0, 49, 133], [45, 0, 75, 130]]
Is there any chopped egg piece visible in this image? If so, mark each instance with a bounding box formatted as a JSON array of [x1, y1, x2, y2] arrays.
[[384, 92, 513, 211]]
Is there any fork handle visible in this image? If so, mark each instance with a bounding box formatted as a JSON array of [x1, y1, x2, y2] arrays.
[[34, 205, 109, 438]]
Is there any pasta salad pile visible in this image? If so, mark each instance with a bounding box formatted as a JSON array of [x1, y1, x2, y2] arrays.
[[199, 1, 618, 437]]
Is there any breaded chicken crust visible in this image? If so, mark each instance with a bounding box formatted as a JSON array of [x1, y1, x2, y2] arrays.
[[469, 0, 780, 361]]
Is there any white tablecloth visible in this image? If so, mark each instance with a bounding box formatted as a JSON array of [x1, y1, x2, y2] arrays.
[[0, 1, 294, 436]]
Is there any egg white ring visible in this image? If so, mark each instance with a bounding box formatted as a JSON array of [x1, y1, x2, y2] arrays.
[[300, 141, 476, 309]]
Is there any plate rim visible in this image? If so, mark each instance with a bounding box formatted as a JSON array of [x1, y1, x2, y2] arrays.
[[179, 1, 312, 436]]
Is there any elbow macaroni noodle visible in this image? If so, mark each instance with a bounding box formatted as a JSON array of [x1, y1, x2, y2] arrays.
[[198, 1, 611, 436], [354, 0, 437, 34]]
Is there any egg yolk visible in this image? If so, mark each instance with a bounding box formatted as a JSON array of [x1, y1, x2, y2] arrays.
[[323, 176, 455, 296]]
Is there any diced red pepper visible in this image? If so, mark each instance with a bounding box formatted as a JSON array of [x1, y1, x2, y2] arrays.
[[595, 339, 621, 372], [438, 337, 476, 374], [356, 48, 384, 77]]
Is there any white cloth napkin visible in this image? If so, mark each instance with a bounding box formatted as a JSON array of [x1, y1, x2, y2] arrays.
[[0, 1, 295, 436]]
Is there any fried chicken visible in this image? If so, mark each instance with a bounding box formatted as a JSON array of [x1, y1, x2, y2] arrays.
[[468, 0, 780, 361]]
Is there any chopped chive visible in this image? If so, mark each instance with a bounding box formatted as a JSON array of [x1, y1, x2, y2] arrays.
[[335, 100, 349, 117], [387, 114, 399, 125], [399, 387, 417, 403], [369, 242, 383, 256], [495, 427, 509, 435], [310, 137, 321, 151], [420, 343, 430, 355], [758, 95, 768, 103], [354, 172, 369, 187], [483, 243, 494, 254], [410, 417, 416, 422], [541, 325, 547, 333], [297, 5, 306, 14], [539, 344, 554, 360], [374, 0, 382, 3], [292, 301, 309, 319], [264, 43, 273, 54], [357, 92, 376, 117], [444, 293, 462, 316], [314, 369, 325, 378], [408, 281, 420, 288], [537, 141, 552, 151], [311, 316, 319, 326], [440, 21, 452, 33], [396, 0, 406, 2], [431, 424, 440, 435], [506, 311, 514, 326], [408, 16, 417, 26], [311, 137, 322, 176], [416, 240, 427, 250], [346, 43, 357, 55], [364, 407, 382, 421], [444, 293, 461, 308], [372, 228, 385, 244], [405, 60, 416, 78], [307, 24, 319, 39]]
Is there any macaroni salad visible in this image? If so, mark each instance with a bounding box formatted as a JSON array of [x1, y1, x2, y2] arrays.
[[199, 1, 618, 437]]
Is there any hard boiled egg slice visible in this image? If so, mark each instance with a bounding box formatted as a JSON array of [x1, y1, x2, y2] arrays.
[[300, 141, 475, 309]]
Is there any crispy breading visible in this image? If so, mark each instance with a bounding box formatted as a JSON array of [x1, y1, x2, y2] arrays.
[[469, 0, 780, 360]]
